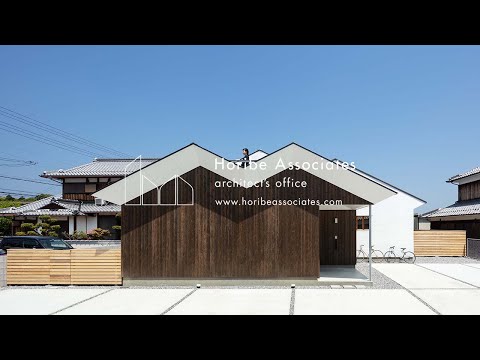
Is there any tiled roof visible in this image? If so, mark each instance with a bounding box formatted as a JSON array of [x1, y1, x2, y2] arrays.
[[41, 158, 160, 177], [422, 199, 480, 218], [0, 196, 120, 216], [0, 196, 55, 214], [448, 167, 480, 182], [80, 203, 121, 213]]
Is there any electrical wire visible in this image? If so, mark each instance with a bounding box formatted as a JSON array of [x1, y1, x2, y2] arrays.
[[0, 174, 61, 186], [0, 106, 130, 157]]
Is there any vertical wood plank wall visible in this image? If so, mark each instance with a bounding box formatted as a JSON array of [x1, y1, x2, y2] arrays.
[[459, 180, 480, 201], [122, 167, 366, 279]]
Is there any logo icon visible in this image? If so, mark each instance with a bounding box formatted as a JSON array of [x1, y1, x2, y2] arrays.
[[124, 156, 194, 206]]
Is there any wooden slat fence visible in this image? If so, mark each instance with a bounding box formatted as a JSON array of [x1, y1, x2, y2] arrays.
[[7, 249, 121, 285], [414, 230, 466, 256]]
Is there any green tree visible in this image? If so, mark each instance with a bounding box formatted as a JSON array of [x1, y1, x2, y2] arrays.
[[34, 194, 52, 201], [0, 217, 12, 235], [17, 216, 60, 237]]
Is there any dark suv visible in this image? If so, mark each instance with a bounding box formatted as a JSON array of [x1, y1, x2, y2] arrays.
[[0, 236, 73, 252]]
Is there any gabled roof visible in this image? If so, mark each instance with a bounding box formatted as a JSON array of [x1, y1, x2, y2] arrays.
[[93, 143, 397, 206], [331, 159, 426, 204], [41, 158, 160, 178], [448, 167, 480, 183], [0, 196, 120, 216], [422, 199, 480, 218]]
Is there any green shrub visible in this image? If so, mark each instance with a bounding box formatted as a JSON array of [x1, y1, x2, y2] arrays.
[[15, 231, 26, 236], [20, 223, 36, 232], [47, 231, 58, 237], [26, 231, 38, 236], [87, 228, 111, 240], [73, 230, 88, 240], [0, 217, 12, 235]]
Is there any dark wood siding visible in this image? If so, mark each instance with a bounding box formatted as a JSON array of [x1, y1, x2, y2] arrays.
[[122, 167, 368, 279], [431, 220, 480, 240], [459, 180, 480, 201], [63, 194, 95, 201]]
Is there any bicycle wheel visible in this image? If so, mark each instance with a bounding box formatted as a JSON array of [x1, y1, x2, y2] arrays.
[[372, 250, 384, 263], [402, 251, 416, 264], [384, 251, 396, 263], [357, 250, 366, 263]]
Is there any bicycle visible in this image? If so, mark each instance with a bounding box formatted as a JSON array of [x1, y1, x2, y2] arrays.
[[356, 245, 384, 263], [384, 246, 416, 264]]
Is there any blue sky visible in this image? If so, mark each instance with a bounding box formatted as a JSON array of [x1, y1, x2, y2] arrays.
[[0, 45, 479, 212]]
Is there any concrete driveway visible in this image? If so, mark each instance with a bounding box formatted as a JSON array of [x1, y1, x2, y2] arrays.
[[0, 286, 436, 315], [0, 260, 479, 315]]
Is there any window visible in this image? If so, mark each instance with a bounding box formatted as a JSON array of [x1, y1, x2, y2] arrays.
[[38, 238, 72, 249], [85, 184, 97, 193], [23, 239, 40, 249], [1, 238, 23, 249], [63, 183, 86, 194], [356, 216, 370, 230]]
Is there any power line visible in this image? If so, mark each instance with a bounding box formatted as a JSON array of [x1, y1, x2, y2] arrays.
[[0, 122, 102, 158], [0, 106, 130, 157], [0, 109, 125, 157], [0, 191, 45, 197], [0, 116, 103, 157], [0, 156, 37, 165], [0, 187, 44, 196], [0, 174, 61, 186]]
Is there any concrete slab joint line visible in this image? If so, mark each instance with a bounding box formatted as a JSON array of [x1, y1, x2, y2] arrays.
[[49, 289, 114, 315], [160, 288, 198, 315], [415, 263, 480, 289], [403, 288, 442, 315], [289, 288, 295, 315]]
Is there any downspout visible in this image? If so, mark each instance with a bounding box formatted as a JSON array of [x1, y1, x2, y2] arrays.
[[368, 204, 372, 281]]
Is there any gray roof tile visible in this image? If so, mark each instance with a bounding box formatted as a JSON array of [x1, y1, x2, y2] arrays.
[[448, 167, 480, 182], [423, 199, 480, 218], [42, 158, 159, 177], [0, 196, 120, 216]]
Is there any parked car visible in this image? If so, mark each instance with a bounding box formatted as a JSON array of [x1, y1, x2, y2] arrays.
[[0, 236, 73, 252]]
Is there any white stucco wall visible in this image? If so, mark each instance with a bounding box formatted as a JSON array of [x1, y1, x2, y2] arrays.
[[356, 192, 424, 254], [68, 215, 98, 234], [76, 217, 87, 232], [69, 217, 74, 234], [418, 218, 431, 231], [87, 216, 97, 232]]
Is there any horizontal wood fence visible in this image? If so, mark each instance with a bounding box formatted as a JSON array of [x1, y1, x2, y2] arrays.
[[7, 249, 121, 285], [414, 230, 466, 256]]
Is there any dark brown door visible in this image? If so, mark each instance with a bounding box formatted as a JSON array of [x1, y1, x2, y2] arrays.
[[319, 210, 356, 266]]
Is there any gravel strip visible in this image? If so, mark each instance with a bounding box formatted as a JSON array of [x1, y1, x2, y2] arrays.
[[289, 288, 295, 315], [355, 263, 403, 289], [416, 256, 480, 264]]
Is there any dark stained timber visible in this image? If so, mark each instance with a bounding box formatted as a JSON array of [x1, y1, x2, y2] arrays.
[[122, 167, 367, 278]]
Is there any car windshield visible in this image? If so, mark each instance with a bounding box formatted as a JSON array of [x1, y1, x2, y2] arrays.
[[38, 238, 72, 249]]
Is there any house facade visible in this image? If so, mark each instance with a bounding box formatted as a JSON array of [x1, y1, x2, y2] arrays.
[[423, 166, 480, 239], [93, 143, 424, 279], [352, 168, 426, 253], [0, 158, 158, 238]]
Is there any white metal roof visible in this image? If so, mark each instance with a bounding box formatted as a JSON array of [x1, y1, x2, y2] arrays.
[[94, 143, 397, 206]]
